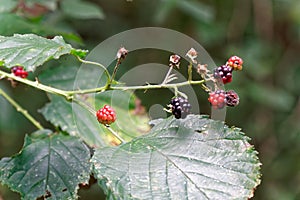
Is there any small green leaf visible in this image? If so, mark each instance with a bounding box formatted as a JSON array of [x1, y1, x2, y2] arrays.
[[61, 0, 105, 20], [0, 130, 91, 200], [71, 48, 88, 58], [92, 115, 261, 199], [0, 34, 78, 71]]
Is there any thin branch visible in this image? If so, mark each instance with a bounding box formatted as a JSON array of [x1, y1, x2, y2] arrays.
[[0, 88, 44, 130], [110, 80, 205, 91], [105, 125, 126, 144], [161, 66, 174, 85], [76, 56, 111, 83]]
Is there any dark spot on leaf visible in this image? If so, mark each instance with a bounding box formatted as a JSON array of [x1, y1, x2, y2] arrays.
[[45, 190, 52, 198], [62, 188, 67, 192]]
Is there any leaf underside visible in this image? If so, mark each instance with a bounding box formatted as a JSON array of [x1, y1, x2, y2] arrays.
[[92, 115, 261, 200], [0, 130, 91, 200]]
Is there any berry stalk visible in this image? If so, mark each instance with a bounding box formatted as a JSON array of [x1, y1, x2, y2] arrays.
[[76, 56, 111, 85], [0, 88, 44, 130], [105, 125, 126, 144]]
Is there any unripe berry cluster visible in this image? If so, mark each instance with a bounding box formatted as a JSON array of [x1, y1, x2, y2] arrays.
[[208, 90, 239, 109], [96, 105, 116, 125], [11, 66, 28, 78], [213, 56, 243, 84]]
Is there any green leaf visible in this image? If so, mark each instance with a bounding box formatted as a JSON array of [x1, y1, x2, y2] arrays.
[[0, 34, 78, 71], [0, 0, 17, 13], [92, 115, 261, 199], [61, 0, 105, 20], [0, 14, 83, 44], [0, 130, 91, 200]]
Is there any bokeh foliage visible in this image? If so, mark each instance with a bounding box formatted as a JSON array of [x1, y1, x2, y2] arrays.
[[0, 0, 299, 199]]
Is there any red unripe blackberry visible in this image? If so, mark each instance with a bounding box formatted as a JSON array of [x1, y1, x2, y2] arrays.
[[96, 105, 116, 125], [208, 90, 226, 109], [11, 66, 28, 78], [170, 97, 191, 119], [214, 65, 233, 84], [225, 90, 239, 107], [227, 56, 243, 71]]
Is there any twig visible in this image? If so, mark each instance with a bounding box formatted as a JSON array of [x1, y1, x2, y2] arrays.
[[0, 88, 43, 130], [105, 125, 126, 144]]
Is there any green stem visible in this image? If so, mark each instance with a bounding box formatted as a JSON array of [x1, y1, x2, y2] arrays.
[[76, 56, 111, 83], [188, 61, 193, 82], [105, 125, 126, 144], [110, 58, 121, 85], [0, 88, 43, 130], [110, 80, 205, 91], [0, 70, 205, 97], [0, 70, 107, 99]]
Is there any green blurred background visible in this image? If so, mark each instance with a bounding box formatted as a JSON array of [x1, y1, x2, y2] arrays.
[[0, 0, 300, 199]]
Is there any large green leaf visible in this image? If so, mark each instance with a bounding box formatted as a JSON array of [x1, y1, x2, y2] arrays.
[[61, 0, 105, 20], [92, 115, 261, 199], [0, 130, 91, 200], [0, 34, 84, 71]]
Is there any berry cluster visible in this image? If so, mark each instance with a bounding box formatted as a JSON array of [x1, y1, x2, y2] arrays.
[[227, 56, 243, 71], [214, 65, 233, 84], [96, 105, 116, 125], [11, 66, 28, 78], [208, 90, 239, 109], [170, 97, 191, 119], [213, 56, 243, 84]]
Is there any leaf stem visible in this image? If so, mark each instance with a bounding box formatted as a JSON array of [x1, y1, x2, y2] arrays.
[[0, 88, 44, 130], [76, 56, 111, 83], [105, 125, 126, 144]]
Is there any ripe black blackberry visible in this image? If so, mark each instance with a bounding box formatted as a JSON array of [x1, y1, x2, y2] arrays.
[[170, 97, 191, 119], [214, 65, 233, 84]]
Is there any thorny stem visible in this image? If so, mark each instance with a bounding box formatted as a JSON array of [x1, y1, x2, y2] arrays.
[[110, 80, 205, 91], [0, 70, 206, 99], [0, 88, 44, 130], [105, 125, 126, 144]]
